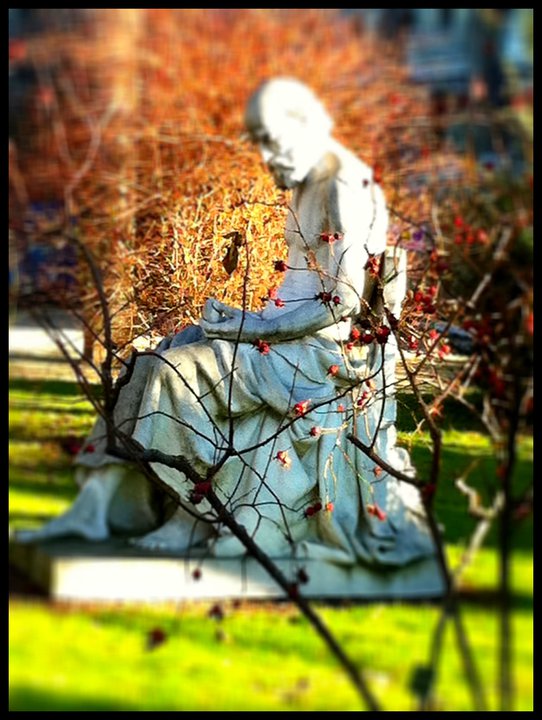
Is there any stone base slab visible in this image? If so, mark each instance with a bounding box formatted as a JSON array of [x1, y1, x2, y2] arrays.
[[9, 538, 445, 604]]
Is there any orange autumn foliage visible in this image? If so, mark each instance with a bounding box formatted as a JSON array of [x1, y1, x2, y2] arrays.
[[12, 9, 438, 354]]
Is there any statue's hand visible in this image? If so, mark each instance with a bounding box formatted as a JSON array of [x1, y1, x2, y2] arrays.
[[202, 298, 228, 323], [200, 301, 263, 340]]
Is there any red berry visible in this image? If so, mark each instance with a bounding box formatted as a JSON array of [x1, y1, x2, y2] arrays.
[[375, 326, 391, 344], [305, 502, 322, 517], [253, 339, 271, 355], [408, 336, 419, 351], [208, 603, 224, 620], [513, 502, 531, 521], [274, 260, 288, 272], [489, 372, 506, 397], [9, 39, 27, 63], [309, 426, 321, 437], [366, 503, 386, 521], [421, 483, 436, 502], [61, 436, 83, 456], [293, 400, 311, 416], [387, 313, 399, 329], [276, 450, 292, 468], [320, 231, 343, 244], [364, 256, 380, 277], [327, 364, 340, 376], [356, 391, 369, 407], [147, 627, 167, 650], [37, 86, 54, 108]]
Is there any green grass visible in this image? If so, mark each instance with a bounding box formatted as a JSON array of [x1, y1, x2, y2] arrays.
[[9, 378, 97, 530], [399, 430, 533, 552], [9, 376, 533, 711], [8, 599, 534, 711]]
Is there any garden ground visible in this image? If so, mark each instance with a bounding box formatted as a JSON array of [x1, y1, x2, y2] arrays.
[[8, 361, 533, 711]]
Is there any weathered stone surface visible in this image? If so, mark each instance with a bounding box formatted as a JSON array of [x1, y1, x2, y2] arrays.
[[16, 79, 439, 591], [10, 538, 445, 603]]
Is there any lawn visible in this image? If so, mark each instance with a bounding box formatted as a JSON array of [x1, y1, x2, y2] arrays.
[[8, 374, 533, 711]]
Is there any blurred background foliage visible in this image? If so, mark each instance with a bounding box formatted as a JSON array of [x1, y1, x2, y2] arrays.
[[9, 9, 531, 359], [9, 9, 532, 711]]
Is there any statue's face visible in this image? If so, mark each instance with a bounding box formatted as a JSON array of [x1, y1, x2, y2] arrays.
[[246, 79, 333, 189], [251, 115, 324, 190]]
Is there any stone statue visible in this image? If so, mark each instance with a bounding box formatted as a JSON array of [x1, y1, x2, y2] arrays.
[[18, 77, 434, 567]]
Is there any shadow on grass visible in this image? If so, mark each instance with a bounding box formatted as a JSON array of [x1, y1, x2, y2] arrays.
[[409, 444, 533, 551], [9, 510, 66, 525], [9, 685, 140, 712], [9, 563, 47, 597], [10, 401, 96, 417], [9, 473, 76, 495], [10, 377, 102, 400], [9, 424, 94, 444], [396, 392, 487, 434], [458, 589, 533, 613]]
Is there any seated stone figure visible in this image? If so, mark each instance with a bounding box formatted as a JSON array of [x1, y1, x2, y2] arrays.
[[19, 78, 434, 566]]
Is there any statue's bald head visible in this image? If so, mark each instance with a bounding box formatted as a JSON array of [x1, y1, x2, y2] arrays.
[[245, 77, 333, 139], [245, 78, 334, 189]]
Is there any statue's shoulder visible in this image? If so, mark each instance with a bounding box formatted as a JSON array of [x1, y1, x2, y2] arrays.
[[305, 142, 368, 190], [327, 147, 380, 206], [332, 145, 373, 187]]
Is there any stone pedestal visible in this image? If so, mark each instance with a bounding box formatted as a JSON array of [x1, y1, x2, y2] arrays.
[[9, 538, 445, 604]]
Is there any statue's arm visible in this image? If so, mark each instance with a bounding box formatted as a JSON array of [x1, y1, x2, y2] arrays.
[[200, 172, 388, 343], [200, 295, 353, 342]]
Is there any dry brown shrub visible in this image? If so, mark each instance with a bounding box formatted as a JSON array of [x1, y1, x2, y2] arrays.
[[13, 9, 439, 354]]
